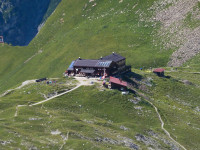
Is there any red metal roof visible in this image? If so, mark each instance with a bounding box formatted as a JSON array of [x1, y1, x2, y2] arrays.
[[153, 68, 165, 73], [109, 76, 128, 87]]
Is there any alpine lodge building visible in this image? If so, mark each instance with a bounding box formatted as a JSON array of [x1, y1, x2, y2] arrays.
[[66, 52, 131, 77]]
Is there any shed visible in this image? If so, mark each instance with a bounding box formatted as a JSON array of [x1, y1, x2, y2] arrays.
[[109, 76, 128, 90], [153, 68, 165, 77]]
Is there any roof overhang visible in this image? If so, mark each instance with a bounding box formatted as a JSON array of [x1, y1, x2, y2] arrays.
[[80, 69, 95, 74]]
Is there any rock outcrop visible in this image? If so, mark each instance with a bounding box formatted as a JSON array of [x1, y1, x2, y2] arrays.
[[0, 0, 61, 46]]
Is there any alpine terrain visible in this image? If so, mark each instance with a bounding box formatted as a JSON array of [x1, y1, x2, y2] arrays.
[[0, 0, 199, 149]]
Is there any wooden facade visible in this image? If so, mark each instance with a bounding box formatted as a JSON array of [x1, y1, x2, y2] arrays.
[[67, 53, 131, 77]]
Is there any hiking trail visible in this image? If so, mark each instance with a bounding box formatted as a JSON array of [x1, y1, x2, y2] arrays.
[[133, 89, 187, 150]]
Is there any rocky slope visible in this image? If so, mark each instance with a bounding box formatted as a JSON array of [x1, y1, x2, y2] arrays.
[[138, 0, 200, 67], [0, 0, 61, 46]]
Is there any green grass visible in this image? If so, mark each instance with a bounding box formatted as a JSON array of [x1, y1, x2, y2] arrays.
[[184, 12, 200, 29], [184, 53, 200, 71], [0, 0, 199, 93], [0, 1, 199, 149], [0, 82, 175, 149], [0, 0, 174, 93], [0, 78, 76, 117], [0, 69, 199, 149], [42, 0, 62, 22], [136, 70, 200, 150]]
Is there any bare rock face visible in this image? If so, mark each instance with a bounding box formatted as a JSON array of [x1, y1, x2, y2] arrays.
[[137, 0, 200, 67], [0, 0, 61, 46], [155, 0, 197, 27], [168, 27, 200, 67], [154, 0, 200, 67]]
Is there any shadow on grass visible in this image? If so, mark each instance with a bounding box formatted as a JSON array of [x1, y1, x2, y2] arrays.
[[127, 88, 136, 94], [164, 76, 171, 79], [121, 72, 144, 89], [125, 72, 143, 81]]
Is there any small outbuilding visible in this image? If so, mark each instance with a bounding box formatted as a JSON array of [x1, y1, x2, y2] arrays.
[[109, 76, 128, 90], [153, 68, 165, 77]]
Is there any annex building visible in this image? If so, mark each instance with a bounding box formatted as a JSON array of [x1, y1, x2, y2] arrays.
[[67, 52, 131, 77]]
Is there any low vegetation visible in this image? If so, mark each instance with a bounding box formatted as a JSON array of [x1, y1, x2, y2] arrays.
[[0, 70, 199, 149], [0, 0, 172, 93], [0, 0, 200, 93], [0, 0, 199, 149], [0, 78, 165, 149], [129, 69, 200, 150]]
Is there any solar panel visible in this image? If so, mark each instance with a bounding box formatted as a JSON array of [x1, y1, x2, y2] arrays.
[[97, 61, 112, 67], [73, 59, 112, 68]]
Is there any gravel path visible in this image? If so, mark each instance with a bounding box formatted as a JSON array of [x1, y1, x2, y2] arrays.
[[5, 77, 188, 149], [14, 84, 82, 117], [14, 77, 101, 117], [0, 80, 35, 98], [30, 84, 82, 106], [134, 89, 187, 150]]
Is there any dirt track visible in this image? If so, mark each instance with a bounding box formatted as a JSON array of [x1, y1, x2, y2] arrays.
[[0, 80, 35, 98], [133, 88, 187, 150], [14, 77, 102, 117]]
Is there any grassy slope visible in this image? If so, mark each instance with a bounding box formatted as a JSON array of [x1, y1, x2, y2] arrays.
[[0, 45, 37, 91], [0, 71, 199, 149], [42, 0, 62, 22], [0, 81, 176, 149], [184, 53, 200, 71], [0, 0, 173, 93], [0, 1, 199, 148], [131, 69, 200, 150], [151, 75, 200, 149]]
